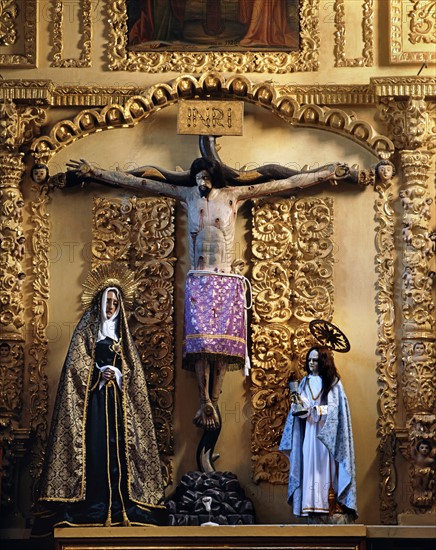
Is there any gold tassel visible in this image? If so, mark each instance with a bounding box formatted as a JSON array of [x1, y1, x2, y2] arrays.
[[328, 484, 336, 516], [104, 510, 112, 527], [122, 511, 131, 527]]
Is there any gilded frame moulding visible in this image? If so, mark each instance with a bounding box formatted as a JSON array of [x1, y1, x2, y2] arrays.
[[0, 0, 18, 46], [51, 0, 92, 68], [0, 0, 37, 67], [334, 0, 374, 67], [107, 0, 320, 73], [390, 0, 436, 64]]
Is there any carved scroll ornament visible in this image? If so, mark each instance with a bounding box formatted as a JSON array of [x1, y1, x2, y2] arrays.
[[251, 197, 335, 484], [374, 166, 398, 524], [334, 0, 374, 67], [0, 0, 37, 67], [51, 0, 92, 68], [0, 0, 18, 46], [92, 197, 176, 486]]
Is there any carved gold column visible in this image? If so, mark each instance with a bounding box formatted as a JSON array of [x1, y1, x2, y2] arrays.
[[399, 149, 435, 515], [0, 99, 46, 513], [379, 92, 435, 520], [0, 153, 27, 511]]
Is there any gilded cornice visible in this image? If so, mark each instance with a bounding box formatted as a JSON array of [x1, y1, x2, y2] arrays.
[[1, 77, 434, 109], [371, 77, 436, 98], [0, 80, 54, 103]]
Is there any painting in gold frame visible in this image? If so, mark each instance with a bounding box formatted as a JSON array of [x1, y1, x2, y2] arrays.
[[108, 0, 320, 73], [390, 0, 436, 64]]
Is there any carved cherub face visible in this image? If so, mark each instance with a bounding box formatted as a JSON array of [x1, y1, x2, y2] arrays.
[[0, 343, 10, 357], [377, 164, 394, 181], [417, 442, 431, 456], [413, 342, 426, 356], [31, 166, 48, 183]]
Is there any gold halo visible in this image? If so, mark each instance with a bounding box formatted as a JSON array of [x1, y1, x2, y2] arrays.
[[81, 262, 137, 311], [309, 319, 351, 353]]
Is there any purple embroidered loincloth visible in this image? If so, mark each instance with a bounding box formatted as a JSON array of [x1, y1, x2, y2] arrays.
[[182, 271, 247, 371]]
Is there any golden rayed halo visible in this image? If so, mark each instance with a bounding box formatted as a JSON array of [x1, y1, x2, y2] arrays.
[[309, 319, 351, 353], [81, 262, 137, 310]]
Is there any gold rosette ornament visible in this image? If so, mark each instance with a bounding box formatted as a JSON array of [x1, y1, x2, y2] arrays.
[[81, 262, 137, 310]]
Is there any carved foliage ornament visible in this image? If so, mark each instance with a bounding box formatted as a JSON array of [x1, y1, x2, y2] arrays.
[[379, 97, 432, 151], [408, 0, 436, 44], [0, 154, 26, 341], [390, 0, 436, 63], [251, 197, 335, 484], [400, 151, 434, 337], [0, 0, 37, 67], [51, 0, 92, 68], [92, 197, 176, 486], [27, 182, 50, 480], [0, 100, 47, 152], [0, 0, 18, 46], [374, 170, 398, 523]]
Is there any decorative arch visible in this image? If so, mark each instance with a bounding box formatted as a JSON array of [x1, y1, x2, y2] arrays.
[[30, 74, 394, 162]]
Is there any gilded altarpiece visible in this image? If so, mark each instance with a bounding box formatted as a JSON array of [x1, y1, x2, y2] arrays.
[[250, 197, 335, 484], [1, 74, 435, 526], [91, 197, 176, 485]]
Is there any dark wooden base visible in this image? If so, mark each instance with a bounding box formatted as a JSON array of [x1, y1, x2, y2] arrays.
[[54, 524, 367, 550]]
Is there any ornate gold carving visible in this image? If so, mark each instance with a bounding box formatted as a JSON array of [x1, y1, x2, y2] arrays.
[[0, 80, 53, 103], [177, 100, 244, 136], [334, 0, 374, 67], [27, 183, 50, 480], [407, 414, 435, 511], [0, 342, 23, 417], [402, 342, 435, 415], [107, 0, 320, 73], [92, 197, 176, 486], [273, 98, 394, 157], [408, 0, 436, 44], [371, 76, 436, 98], [400, 151, 434, 338], [30, 76, 394, 161], [0, 0, 36, 67], [379, 97, 433, 151], [251, 197, 335, 484], [0, 100, 47, 152], [51, 0, 92, 68], [390, 0, 436, 63], [0, 0, 18, 46], [399, 150, 435, 516], [0, 153, 25, 341], [374, 168, 398, 523]]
